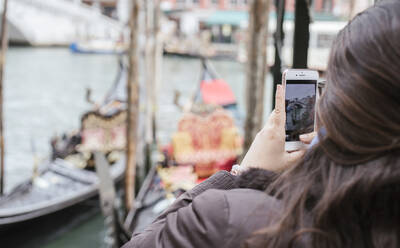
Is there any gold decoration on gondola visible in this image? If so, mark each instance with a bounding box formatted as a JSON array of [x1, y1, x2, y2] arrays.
[[78, 110, 127, 153], [171, 108, 242, 178]]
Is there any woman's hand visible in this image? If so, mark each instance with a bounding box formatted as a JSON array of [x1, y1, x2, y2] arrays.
[[300, 132, 317, 144], [240, 85, 315, 172]]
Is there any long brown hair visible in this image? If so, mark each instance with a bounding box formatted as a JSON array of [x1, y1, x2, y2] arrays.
[[246, 1, 400, 247]]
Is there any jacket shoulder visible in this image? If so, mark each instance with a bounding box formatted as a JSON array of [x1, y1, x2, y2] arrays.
[[218, 189, 281, 247]]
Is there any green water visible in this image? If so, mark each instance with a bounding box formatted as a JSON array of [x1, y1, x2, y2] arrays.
[[42, 215, 106, 248]]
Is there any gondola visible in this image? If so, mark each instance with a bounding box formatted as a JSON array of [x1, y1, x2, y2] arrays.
[[123, 59, 243, 235], [0, 61, 129, 235], [0, 157, 125, 229]]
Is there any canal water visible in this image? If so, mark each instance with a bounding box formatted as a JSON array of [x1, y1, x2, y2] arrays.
[[3, 47, 273, 247]]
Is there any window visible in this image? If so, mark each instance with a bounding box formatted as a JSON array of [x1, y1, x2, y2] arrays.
[[322, 0, 333, 12], [176, 0, 186, 7]]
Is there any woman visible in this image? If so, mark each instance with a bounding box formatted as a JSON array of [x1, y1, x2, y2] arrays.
[[123, 1, 400, 247]]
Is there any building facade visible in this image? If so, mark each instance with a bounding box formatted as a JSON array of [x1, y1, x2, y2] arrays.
[[161, 0, 336, 13], [162, 0, 248, 10]]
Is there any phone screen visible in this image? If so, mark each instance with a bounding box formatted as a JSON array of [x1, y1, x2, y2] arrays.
[[285, 80, 317, 141]]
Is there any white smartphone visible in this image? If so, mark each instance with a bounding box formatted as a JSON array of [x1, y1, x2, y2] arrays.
[[282, 69, 319, 151]]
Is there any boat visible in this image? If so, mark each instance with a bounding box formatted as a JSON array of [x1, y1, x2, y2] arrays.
[[195, 59, 236, 107], [0, 60, 128, 234], [0, 157, 125, 229], [70, 39, 128, 55], [123, 59, 243, 236], [180, 59, 241, 121]]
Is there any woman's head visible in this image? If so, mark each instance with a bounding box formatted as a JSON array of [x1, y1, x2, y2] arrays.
[[246, 1, 400, 248], [318, 0, 400, 164]]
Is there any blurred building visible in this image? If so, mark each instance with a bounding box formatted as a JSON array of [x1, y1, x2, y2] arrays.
[[285, 0, 336, 13], [161, 0, 248, 11], [82, 0, 117, 6], [74, 0, 375, 21], [334, 0, 375, 18], [5, 0, 124, 46], [81, 0, 118, 17], [161, 0, 337, 14], [161, 0, 374, 17]]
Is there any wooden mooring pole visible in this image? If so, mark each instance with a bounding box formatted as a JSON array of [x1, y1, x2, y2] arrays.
[[243, 0, 271, 154], [144, 0, 154, 146], [152, 0, 162, 144], [293, 0, 310, 69], [271, 0, 286, 108], [145, 0, 161, 146], [143, 0, 162, 176], [126, 0, 140, 210], [0, 0, 8, 196]]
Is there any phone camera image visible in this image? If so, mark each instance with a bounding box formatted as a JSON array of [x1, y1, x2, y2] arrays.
[[285, 80, 316, 141]]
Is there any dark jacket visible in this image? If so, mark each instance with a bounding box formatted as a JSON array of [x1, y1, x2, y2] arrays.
[[122, 169, 279, 248]]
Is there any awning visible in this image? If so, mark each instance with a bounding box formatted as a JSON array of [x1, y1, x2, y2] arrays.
[[204, 11, 248, 27], [204, 11, 340, 27]]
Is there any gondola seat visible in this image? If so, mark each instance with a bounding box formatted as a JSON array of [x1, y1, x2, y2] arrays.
[[171, 108, 242, 178]]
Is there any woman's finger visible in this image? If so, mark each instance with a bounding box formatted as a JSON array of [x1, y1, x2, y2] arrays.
[[273, 84, 286, 128], [264, 84, 286, 132], [299, 132, 317, 144], [275, 84, 285, 114]]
